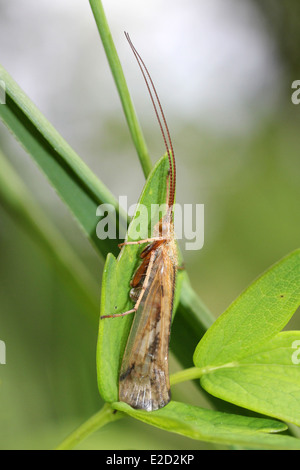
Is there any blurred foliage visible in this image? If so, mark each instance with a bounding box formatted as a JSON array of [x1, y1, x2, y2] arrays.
[[0, 0, 300, 449], [179, 107, 300, 318], [251, 0, 300, 80]]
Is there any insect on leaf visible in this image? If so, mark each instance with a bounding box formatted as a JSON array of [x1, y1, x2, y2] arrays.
[[97, 154, 184, 403]]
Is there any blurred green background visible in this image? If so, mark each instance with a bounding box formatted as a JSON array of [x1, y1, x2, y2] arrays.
[[0, 0, 299, 449]]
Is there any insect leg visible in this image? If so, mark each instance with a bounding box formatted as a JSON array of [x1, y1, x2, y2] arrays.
[[100, 309, 136, 320], [118, 237, 164, 249], [132, 250, 155, 310], [100, 251, 156, 320]]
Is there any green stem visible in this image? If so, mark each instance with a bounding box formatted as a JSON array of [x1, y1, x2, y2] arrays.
[[170, 362, 239, 386], [170, 367, 203, 386], [89, 0, 152, 178], [56, 403, 123, 450]]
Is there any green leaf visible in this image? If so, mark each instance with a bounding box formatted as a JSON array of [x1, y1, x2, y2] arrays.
[[194, 249, 300, 425], [97, 155, 185, 402], [194, 249, 300, 367], [200, 331, 300, 426], [112, 401, 300, 449]]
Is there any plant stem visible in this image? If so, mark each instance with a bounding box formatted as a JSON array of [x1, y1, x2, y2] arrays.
[[170, 367, 203, 386], [89, 0, 152, 178], [170, 362, 238, 386], [56, 403, 123, 450]]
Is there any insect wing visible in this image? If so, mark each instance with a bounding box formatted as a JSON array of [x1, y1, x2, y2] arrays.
[[119, 249, 176, 411]]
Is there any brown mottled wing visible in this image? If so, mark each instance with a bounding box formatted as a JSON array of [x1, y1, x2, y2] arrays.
[[119, 248, 176, 411]]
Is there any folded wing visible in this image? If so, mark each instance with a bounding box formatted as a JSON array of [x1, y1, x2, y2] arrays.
[[119, 248, 176, 411]]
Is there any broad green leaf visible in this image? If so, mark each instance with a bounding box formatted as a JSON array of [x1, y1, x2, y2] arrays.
[[97, 155, 185, 403], [194, 250, 300, 425], [194, 249, 300, 368], [200, 331, 300, 426], [112, 401, 300, 449]]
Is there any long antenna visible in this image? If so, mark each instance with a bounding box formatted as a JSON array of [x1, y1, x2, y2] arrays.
[[125, 32, 176, 208]]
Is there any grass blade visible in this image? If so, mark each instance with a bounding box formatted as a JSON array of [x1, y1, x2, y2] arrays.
[[89, 0, 152, 178], [0, 64, 127, 259]]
